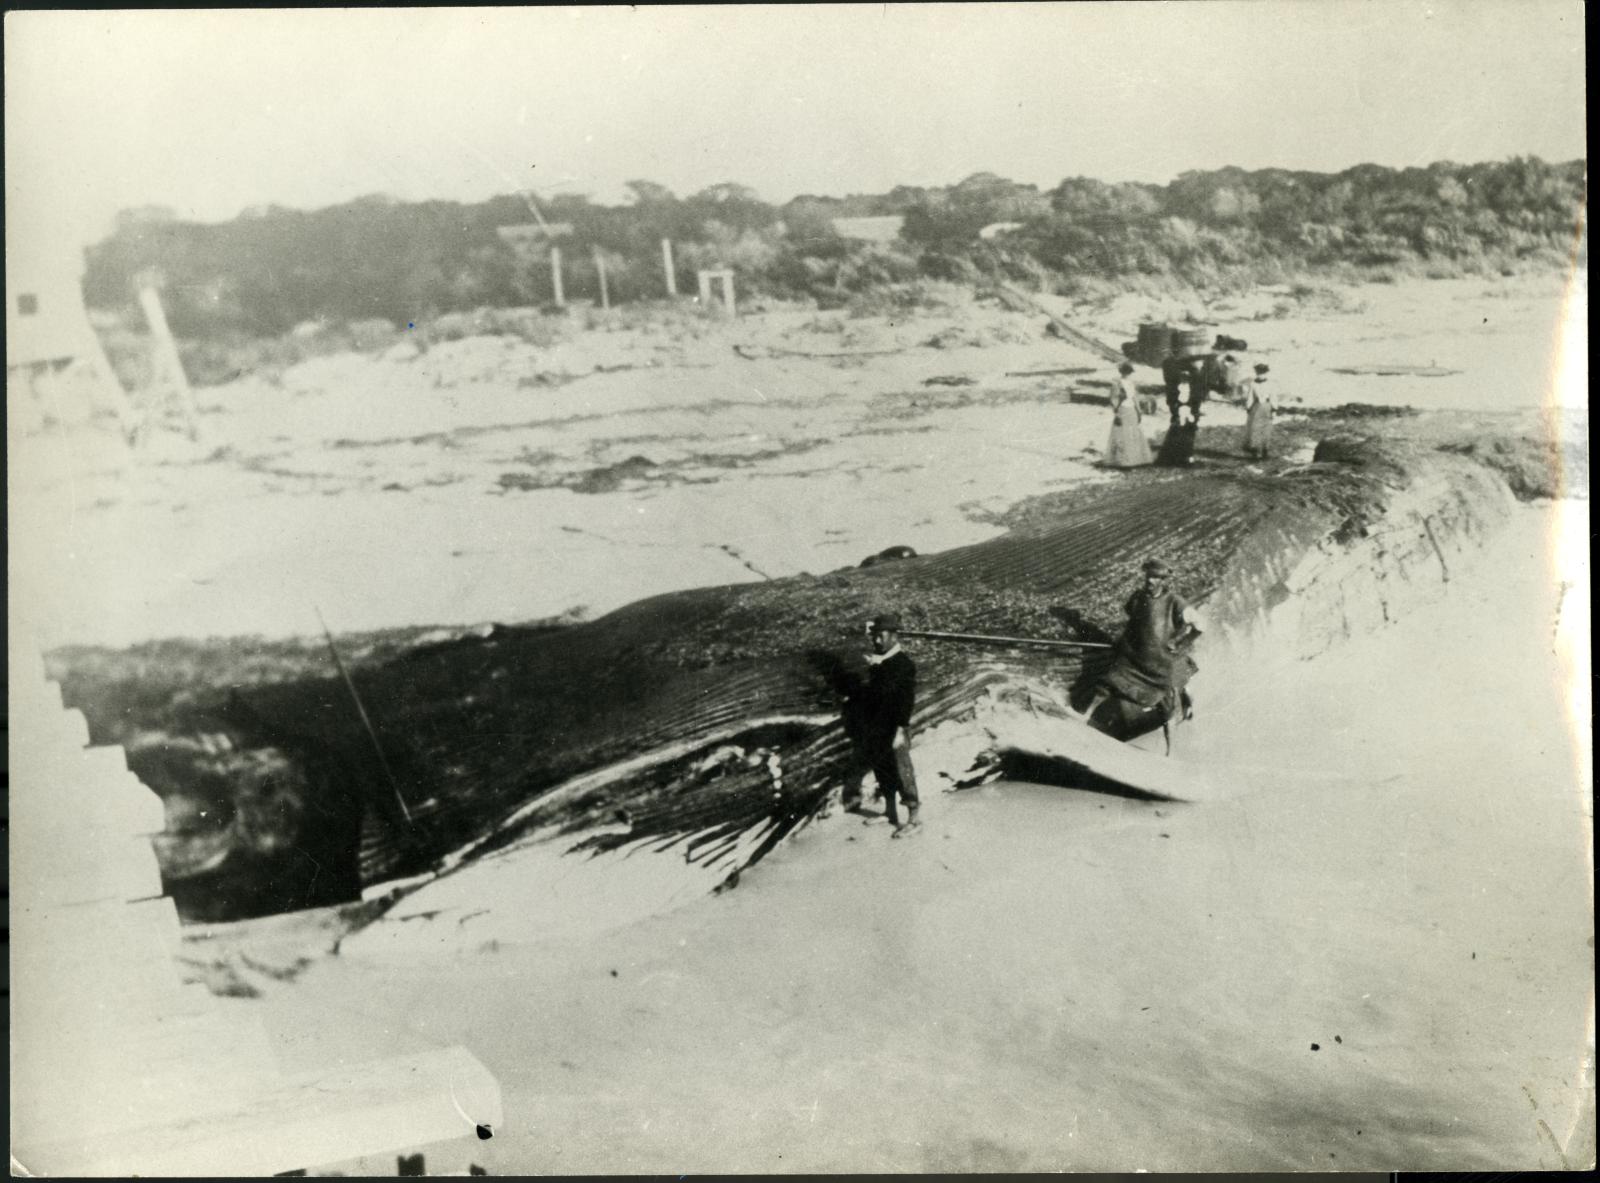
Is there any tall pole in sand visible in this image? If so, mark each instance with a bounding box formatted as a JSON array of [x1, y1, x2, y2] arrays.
[[594, 246, 610, 310], [549, 247, 565, 308], [661, 238, 678, 297]]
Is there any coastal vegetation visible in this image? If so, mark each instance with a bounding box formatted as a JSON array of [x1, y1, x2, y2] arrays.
[[84, 157, 1584, 353]]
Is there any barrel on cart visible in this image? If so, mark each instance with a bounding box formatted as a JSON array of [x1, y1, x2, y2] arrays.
[[1170, 325, 1213, 358], [1121, 321, 1218, 369]]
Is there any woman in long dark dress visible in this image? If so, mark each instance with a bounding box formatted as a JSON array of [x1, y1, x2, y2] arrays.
[[1155, 355, 1201, 466], [1104, 362, 1152, 468]]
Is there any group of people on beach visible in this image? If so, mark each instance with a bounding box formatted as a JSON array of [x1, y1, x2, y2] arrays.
[[841, 560, 1204, 836], [839, 331, 1246, 836], [1104, 335, 1276, 469]]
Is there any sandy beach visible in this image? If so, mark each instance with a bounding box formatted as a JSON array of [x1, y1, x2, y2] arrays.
[[11, 273, 1586, 650], [13, 272, 1592, 1172], [8, 7, 1590, 1174], [234, 495, 1590, 1174]]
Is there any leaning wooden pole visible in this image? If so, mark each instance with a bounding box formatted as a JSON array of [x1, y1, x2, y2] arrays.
[[899, 628, 1113, 651], [315, 608, 414, 825], [135, 281, 199, 441], [993, 280, 1126, 366]]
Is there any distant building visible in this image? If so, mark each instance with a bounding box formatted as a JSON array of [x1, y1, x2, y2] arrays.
[[829, 215, 905, 243], [6, 227, 136, 436]]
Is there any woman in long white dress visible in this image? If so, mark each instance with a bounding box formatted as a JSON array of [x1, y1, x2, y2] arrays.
[[1243, 363, 1274, 458], [1104, 361, 1153, 468]]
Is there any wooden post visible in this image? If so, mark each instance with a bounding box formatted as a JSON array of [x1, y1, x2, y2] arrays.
[[549, 247, 565, 307], [593, 247, 610, 310], [661, 238, 677, 297], [135, 282, 199, 442]]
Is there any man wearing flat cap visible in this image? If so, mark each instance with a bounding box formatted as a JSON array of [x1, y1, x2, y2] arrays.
[[850, 612, 922, 836], [1076, 559, 1204, 748]]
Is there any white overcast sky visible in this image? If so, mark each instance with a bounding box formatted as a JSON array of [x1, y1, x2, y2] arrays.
[[4, 2, 1587, 252]]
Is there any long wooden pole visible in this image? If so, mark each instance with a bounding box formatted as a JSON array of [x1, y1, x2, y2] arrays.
[[661, 238, 677, 297], [136, 282, 199, 441], [993, 278, 1126, 366], [593, 247, 610, 310], [315, 608, 414, 825], [899, 628, 1112, 651]]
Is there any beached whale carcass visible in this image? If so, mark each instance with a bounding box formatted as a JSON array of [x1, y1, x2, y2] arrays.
[[54, 435, 1514, 921]]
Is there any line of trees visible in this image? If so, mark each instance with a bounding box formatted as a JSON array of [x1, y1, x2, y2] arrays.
[[83, 157, 1585, 339]]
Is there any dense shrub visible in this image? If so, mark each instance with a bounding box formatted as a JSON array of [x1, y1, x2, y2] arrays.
[[84, 158, 1585, 343]]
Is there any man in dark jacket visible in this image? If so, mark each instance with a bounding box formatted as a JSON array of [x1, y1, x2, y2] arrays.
[[1161, 354, 1189, 427], [1074, 559, 1203, 753], [848, 611, 921, 836], [1186, 358, 1210, 423]]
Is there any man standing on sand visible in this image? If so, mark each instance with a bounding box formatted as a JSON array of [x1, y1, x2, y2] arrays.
[[848, 612, 922, 837]]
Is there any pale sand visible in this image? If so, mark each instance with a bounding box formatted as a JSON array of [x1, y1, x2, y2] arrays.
[[11, 274, 1588, 1169], [253, 501, 1593, 1173], [12, 273, 1579, 651]]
